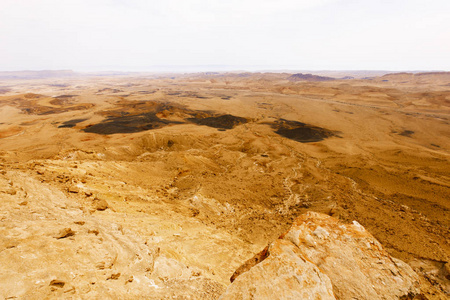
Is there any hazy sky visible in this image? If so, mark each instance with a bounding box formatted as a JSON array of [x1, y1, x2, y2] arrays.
[[1, 0, 449, 71]]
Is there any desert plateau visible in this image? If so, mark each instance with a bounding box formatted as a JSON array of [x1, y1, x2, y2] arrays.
[[0, 71, 449, 299]]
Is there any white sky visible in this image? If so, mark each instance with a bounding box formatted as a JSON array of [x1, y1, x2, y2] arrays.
[[0, 0, 449, 71]]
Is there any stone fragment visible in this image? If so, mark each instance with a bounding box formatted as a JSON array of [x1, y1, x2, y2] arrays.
[[67, 186, 79, 193], [49, 279, 65, 288], [88, 229, 99, 235], [95, 199, 108, 211], [4, 187, 16, 195], [107, 273, 121, 280], [54, 228, 75, 239]]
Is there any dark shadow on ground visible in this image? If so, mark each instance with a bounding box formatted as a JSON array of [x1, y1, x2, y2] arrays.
[[83, 113, 182, 134], [58, 119, 87, 128], [187, 114, 248, 130], [267, 119, 339, 143], [79, 100, 248, 134]]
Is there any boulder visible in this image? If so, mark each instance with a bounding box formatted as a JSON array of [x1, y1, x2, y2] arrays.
[[222, 212, 421, 300]]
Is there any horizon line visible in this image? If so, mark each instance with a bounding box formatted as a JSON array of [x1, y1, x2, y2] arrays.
[[1, 68, 448, 74]]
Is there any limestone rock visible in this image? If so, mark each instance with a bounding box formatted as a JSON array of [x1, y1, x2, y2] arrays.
[[283, 212, 421, 299], [4, 187, 16, 195], [223, 212, 421, 300], [67, 185, 79, 193], [49, 279, 65, 288], [220, 239, 336, 300], [53, 228, 75, 239], [95, 199, 108, 210], [106, 272, 121, 280], [0, 171, 225, 299]]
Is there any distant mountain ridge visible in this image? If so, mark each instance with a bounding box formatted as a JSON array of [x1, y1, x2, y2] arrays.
[[0, 70, 77, 79], [288, 73, 335, 81], [377, 71, 450, 84], [383, 71, 449, 77]]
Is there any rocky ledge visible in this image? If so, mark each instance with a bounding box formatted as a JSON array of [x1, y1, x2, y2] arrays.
[[221, 212, 421, 300]]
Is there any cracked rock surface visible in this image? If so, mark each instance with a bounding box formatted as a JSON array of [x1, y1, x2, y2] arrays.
[[223, 212, 421, 300]]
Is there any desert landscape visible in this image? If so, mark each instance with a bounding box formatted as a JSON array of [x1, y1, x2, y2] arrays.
[[0, 71, 449, 299]]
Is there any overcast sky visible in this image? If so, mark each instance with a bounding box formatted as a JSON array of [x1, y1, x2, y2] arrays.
[[0, 0, 449, 71]]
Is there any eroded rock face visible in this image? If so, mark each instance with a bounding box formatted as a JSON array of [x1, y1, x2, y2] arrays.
[[222, 212, 421, 300], [220, 238, 336, 300], [0, 171, 224, 299]]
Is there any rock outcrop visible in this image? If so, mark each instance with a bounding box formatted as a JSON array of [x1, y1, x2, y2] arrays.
[[221, 238, 336, 299], [221, 212, 421, 300]]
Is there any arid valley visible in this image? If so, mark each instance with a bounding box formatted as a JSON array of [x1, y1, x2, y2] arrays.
[[0, 71, 449, 299]]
